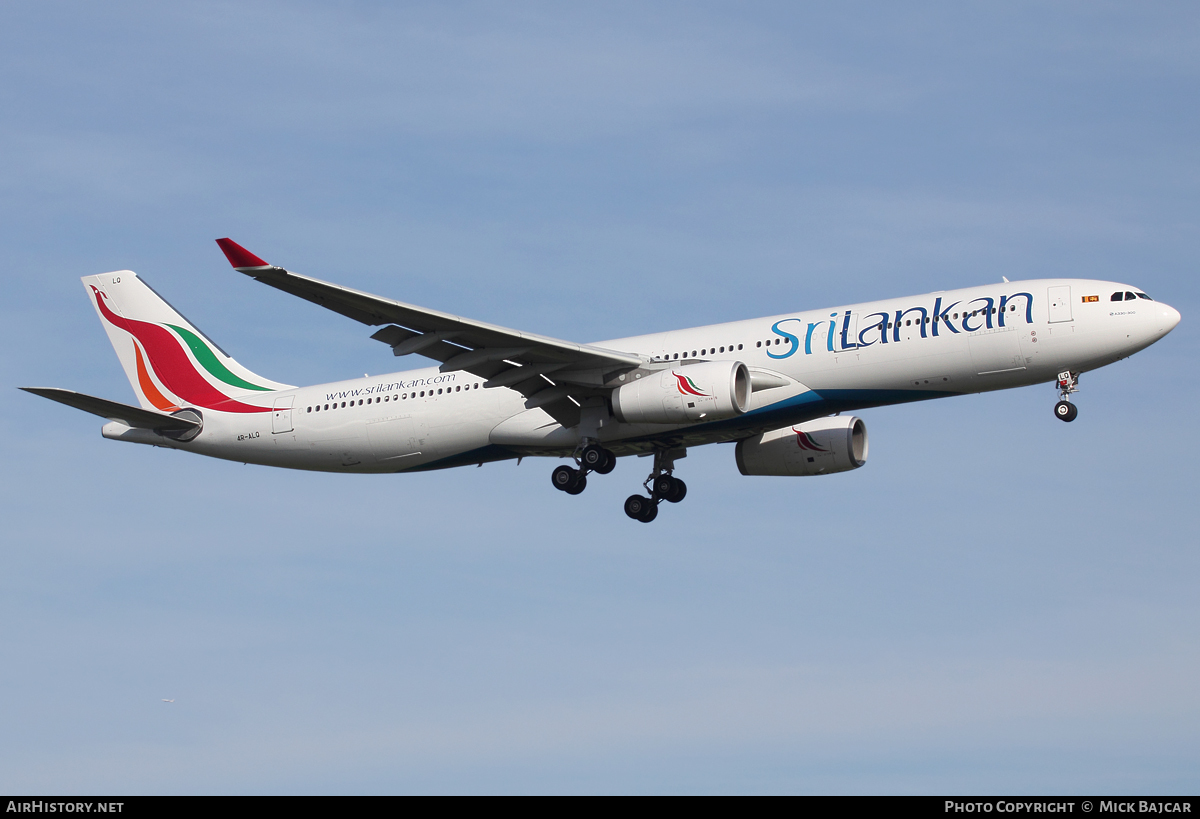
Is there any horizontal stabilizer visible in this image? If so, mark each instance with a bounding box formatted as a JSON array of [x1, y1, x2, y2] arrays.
[[20, 387, 200, 431]]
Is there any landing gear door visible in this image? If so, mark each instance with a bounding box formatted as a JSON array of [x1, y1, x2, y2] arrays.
[[272, 395, 295, 434], [1048, 285, 1073, 323]]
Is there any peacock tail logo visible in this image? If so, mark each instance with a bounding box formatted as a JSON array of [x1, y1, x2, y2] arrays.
[[792, 428, 829, 452], [90, 285, 273, 414], [672, 372, 710, 398]]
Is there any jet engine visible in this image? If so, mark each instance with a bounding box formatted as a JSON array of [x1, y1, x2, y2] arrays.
[[735, 415, 868, 476], [611, 360, 751, 425]]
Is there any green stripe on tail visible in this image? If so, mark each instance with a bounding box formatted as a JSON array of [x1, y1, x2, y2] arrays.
[[166, 324, 274, 392]]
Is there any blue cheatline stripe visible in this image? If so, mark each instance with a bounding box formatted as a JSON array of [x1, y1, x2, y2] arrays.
[[395, 388, 966, 470]]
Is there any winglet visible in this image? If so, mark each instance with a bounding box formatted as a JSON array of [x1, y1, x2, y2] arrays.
[[216, 238, 271, 270]]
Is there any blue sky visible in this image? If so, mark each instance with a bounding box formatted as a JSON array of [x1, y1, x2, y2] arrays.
[[1, 1, 1198, 794]]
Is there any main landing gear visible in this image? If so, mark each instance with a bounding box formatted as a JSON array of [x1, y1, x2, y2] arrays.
[[550, 443, 688, 523], [1054, 370, 1079, 423], [550, 442, 616, 496], [624, 448, 687, 524]]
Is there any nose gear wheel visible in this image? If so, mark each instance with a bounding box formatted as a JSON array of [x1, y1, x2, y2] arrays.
[[1054, 371, 1079, 422]]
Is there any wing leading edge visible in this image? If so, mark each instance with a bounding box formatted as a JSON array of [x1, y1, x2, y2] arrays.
[[216, 239, 643, 422]]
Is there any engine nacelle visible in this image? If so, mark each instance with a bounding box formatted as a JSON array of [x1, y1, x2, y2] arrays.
[[612, 361, 751, 425], [735, 415, 868, 476]]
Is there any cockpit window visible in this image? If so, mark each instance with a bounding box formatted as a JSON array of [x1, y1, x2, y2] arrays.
[[1136, 292, 1152, 300], [1125, 291, 1138, 300], [1111, 292, 1123, 301]]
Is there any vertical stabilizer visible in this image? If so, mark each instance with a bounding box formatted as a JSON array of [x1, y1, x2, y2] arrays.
[[83, 271, 293, 414]]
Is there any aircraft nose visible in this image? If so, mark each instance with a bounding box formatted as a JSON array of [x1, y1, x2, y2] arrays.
[[1160, 304, 1181, 334]]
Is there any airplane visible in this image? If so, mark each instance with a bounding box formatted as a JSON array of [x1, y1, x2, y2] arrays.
[[22, 239, 1181, 522]]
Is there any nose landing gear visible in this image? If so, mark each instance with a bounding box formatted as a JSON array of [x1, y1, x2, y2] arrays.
[[1054, 371, 1079, 422]]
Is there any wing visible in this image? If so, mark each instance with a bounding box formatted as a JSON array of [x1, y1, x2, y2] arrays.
[[217, 239, 644, 424]]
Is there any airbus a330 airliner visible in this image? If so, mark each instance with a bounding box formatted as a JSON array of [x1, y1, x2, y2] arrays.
[[24, 239, 1181, 522]]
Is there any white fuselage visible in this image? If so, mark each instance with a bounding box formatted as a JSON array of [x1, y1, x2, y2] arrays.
[[132, 278, 1178, 473]]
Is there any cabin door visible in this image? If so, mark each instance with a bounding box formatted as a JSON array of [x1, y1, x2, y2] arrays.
[[271, 396, 294, 434], [1048, 286, 1073, 323]]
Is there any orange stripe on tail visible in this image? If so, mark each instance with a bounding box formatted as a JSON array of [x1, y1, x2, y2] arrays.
[[134, 340, 179, 412]]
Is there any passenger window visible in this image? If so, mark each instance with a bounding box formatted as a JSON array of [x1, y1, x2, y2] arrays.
[[756, 341, 761, 348], [737, 344, 743, 350], [307, 407, 311, 413]]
